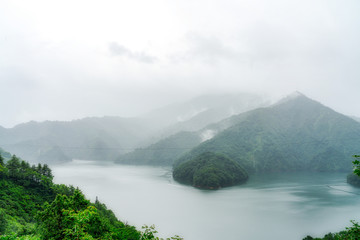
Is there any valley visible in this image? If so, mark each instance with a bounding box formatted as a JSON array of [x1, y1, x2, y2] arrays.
[[1, 92, 360, 239], [52, 161, 360, 240], [2, 1, 360, 238]]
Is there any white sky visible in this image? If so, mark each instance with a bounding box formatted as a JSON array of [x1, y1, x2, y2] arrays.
[[1, 0, 360, 127]]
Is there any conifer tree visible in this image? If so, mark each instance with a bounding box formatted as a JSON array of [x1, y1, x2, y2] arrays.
[[6, 155, 20, 179]]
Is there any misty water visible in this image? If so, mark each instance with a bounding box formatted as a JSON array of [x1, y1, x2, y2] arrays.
[[52, 161, 360, 240]]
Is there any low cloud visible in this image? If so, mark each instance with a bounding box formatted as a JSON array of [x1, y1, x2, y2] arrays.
[[109, 42, 157, 64], [185, 32, 238, 61], [169, 32, 242, 65]]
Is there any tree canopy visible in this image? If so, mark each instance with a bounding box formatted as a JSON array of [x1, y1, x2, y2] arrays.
[[173, 152, 248, 189]]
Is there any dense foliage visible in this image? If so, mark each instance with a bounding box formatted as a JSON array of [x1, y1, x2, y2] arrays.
[[37, 189, 140, 240], [176, 95, 360, 173], [303, 220, 360, 239], [352, 155, 360, 176], [0, 153, 182, 240], [173, 152, 248, 189], [117, 131, 201, 166], [0, 154, 63, 236]]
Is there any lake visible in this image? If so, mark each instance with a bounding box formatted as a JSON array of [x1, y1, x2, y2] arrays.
[[52, 160, 360, 240]]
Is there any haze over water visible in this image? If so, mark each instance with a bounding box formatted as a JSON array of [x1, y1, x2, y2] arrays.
[[53, 161, 360, 240]]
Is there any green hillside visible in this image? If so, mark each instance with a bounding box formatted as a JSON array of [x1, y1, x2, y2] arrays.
[[116, 131, 202, 166], [115, 96, 265, 166], [0, 154, 141, 239], [0, 152, 181, 239], [173, 152, 248, 189], [175, 93, 360, 173]]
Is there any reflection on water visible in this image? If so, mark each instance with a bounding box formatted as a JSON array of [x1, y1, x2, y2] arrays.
[[247, 173, 360, 208], [52, 161, 360, 240]]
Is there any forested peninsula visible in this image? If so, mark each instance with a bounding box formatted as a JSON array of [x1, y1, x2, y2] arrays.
[[0, 153, 181, 240]]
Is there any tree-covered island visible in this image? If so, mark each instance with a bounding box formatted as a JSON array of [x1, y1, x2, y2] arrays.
[[173, 152, 248, 189]]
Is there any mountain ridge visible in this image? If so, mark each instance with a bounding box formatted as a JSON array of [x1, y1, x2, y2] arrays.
[[1, 93, 267, 164], [174, 93, 360, 173]]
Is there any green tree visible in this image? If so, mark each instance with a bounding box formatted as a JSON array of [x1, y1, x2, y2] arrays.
[[62, 205, 110, 240], [37, 189, 112, 240], [352, 155, 360, 176], [37, 194, 69, 239], [6, 155, 21, 180], [140, 225, 183, 240], [41, 164, 53, 179]]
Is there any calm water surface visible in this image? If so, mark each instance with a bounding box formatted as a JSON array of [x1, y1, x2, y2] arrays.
[[52, 161, 360, 240]]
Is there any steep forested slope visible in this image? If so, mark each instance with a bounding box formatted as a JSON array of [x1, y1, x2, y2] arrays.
[[0, 152, 181, 239], [116, 95, 267, 166], [0, 154, 140, 239], [176, 93, 360, 173]]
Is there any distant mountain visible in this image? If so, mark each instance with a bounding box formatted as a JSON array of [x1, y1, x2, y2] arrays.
[[142, 92, 269, 139], [0, 147, 11, 160], [0, 117, 157, 163], [351, 116, 360, 123], [116, 131, 202, 166], [1, 93, 267, 164], [116, 110, 257, 166], [175, 93, 360, 173], [116, 93, 268, 165]]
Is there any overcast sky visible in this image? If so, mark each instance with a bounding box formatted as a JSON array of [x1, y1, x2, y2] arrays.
[[1, 0, 360, 127]]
